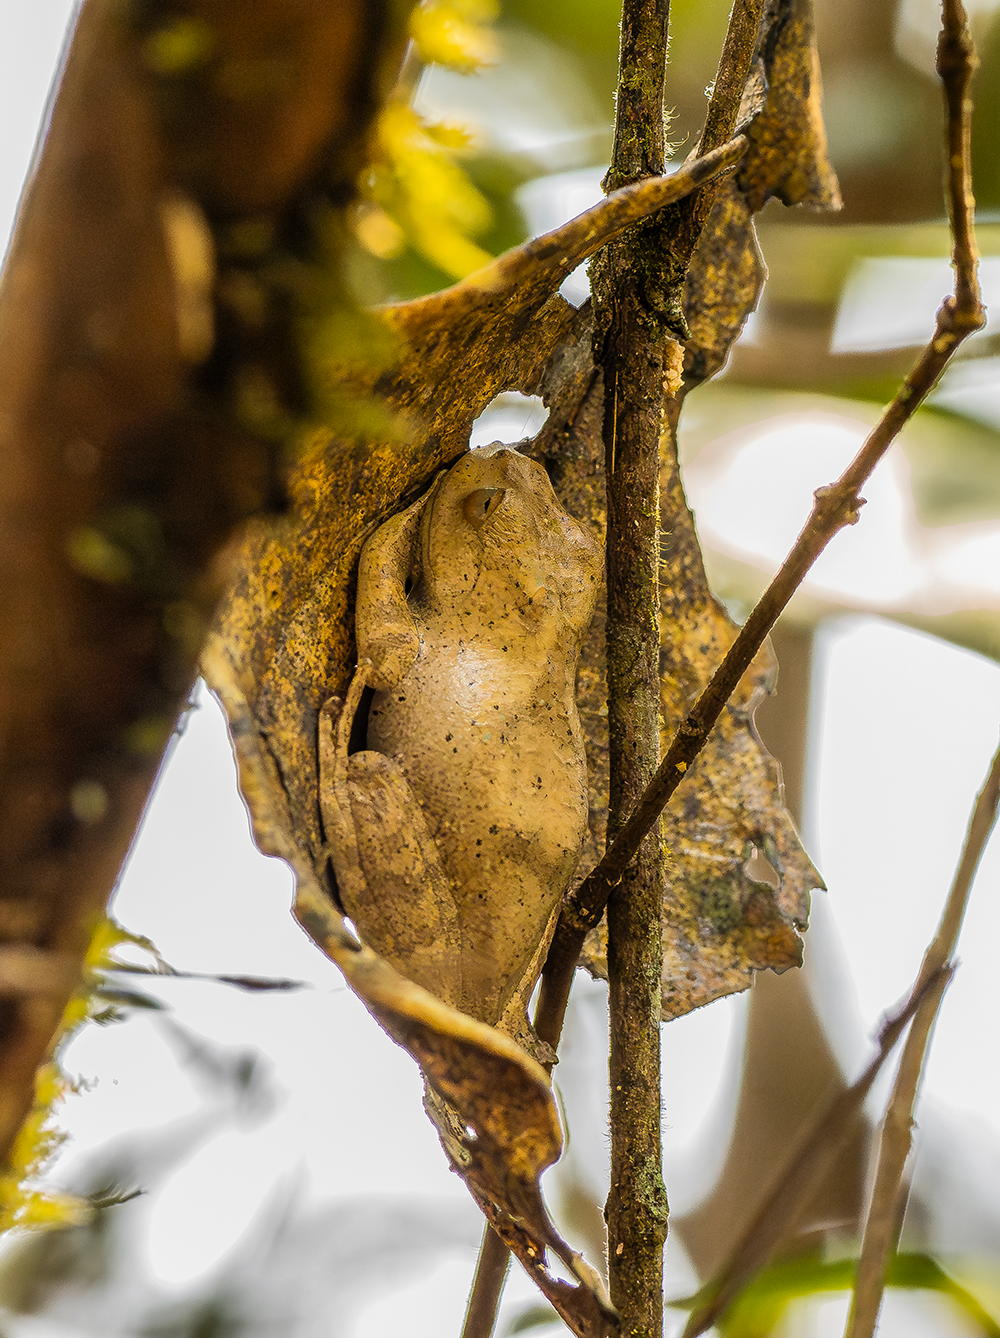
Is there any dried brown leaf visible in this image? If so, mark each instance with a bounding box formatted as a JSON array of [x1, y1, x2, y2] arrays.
[[202, 139, 759, 1329], [739, 0, 842, 213], [203, 155, 744, 1330], [682, 0, 841, 390], [203, 324, 617, 1322], [683, 179, 766, 389]]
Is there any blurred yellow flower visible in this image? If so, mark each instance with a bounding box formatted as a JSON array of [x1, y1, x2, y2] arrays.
[[356, 0, 500, 281], [409, 0, 499, 74], [366, 102, 493, 279]]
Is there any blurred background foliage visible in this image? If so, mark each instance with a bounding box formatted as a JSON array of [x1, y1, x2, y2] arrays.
[[4, 0, 1000, 1334]]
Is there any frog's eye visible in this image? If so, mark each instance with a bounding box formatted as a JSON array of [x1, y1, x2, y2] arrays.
[[462, 488, 505, 528]]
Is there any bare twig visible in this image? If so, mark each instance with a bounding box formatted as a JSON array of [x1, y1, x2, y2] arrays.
[[462, 1225, 511, 1338], [464, 0, 761, 1329], [457, 64, 745, 1338], [625, 0, 764, 339], [842, 981, 947, 1338], [939, 0, 980, 317], [591, 0, 672, 1327], [845, 737, 1000, 1338], [535, 0, 985, 1048], [678, 966, 951, 1338]]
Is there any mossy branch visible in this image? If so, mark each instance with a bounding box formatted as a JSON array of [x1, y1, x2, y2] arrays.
[[591, 0, 672, 1327]]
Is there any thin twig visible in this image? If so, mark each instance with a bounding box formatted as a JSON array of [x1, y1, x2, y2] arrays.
[[462, 1224, 511, 1338], [456, 72, 750, 1338], [623, 0, 763, 339], [699, 0, 766, 155], [845, 738, 1000, 1338], [678, 965, 952, 1338], [842, 981, 947, 1338]]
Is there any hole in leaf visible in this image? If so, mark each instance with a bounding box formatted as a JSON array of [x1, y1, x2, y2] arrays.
[[744, 845, 780, 888], [470, 392, 548, 450]]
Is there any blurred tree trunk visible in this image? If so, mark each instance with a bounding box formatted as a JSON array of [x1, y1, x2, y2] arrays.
[[0, 0, 400, 1174]]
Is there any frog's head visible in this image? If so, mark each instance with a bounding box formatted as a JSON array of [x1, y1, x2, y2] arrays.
[[356, 448, 601, 688], [417, 447, 602, 629]]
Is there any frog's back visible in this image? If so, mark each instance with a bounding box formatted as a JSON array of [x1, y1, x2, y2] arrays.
[[367, 632, 588, 1022], [353, 447, 601, 1023]]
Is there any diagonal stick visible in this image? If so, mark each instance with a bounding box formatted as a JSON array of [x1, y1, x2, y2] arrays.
[[534, 0, 985, 1047]]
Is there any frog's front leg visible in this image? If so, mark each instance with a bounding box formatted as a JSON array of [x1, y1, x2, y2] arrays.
[[319, 665, 465, 1013]]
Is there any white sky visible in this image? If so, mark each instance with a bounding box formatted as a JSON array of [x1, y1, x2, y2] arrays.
[[3, 8, 1000, 1338]]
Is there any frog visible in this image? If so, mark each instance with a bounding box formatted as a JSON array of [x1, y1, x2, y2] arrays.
[[319, 445, 602, 1029]]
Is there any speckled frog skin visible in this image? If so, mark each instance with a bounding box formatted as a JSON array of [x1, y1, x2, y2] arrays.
[[320, 447, 602, 1028]]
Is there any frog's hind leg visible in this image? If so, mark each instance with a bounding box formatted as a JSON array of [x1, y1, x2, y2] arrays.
[[319, 664, 463, 1011], [345, 751, 464, 1008]]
